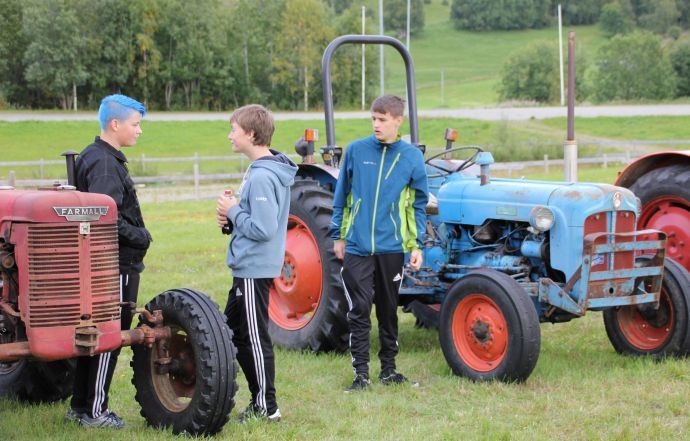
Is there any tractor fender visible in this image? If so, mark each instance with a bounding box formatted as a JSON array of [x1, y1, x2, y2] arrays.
[[296, 163, 340, 191], [615, 150, 690, 188]]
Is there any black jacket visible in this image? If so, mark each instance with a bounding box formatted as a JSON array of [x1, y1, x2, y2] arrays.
[[75, 136, 151, 272]]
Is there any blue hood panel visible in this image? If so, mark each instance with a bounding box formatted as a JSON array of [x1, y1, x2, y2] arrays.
[[438, 177, 638, 227]]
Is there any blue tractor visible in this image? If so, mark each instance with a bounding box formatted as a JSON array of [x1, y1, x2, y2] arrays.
[[267, 36, 690, 382]]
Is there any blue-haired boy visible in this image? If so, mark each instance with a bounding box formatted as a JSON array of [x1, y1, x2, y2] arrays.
[[67, 94, 152, 429]]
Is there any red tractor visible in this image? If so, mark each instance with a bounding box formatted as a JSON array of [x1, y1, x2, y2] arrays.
[[0, 157, 238, 435], [616, 151, 690, 273]]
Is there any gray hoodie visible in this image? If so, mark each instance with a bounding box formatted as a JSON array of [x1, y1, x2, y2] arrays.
[[226, 150, 298, 278]]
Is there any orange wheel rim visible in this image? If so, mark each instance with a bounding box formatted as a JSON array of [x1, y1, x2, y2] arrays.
[[616, 288, 674, 351], [451, 294, 508, 372], [269, 215, 323, 330]]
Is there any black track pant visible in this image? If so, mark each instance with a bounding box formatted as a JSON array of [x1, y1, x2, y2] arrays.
[[341, 253, 405, 377], [224, 277, 278, 414], [71, 269, 139, 418]]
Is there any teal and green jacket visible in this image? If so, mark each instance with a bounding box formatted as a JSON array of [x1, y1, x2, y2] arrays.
[[330, 135, 428, 256]]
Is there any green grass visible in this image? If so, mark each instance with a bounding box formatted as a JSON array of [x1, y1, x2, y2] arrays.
[[1, 198, 689, 440], [382, 1, 608, 108], [4, 115, 689, 182]]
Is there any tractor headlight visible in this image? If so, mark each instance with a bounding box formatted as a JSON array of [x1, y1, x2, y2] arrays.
[[529, 206, 555, 232]]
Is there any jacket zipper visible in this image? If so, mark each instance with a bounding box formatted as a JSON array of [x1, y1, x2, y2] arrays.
[[384, 152, 401, 180], [371, 146, 387, 254]]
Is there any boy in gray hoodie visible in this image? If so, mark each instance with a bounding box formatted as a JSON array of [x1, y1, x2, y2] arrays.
[[216, 104, 297, 423]]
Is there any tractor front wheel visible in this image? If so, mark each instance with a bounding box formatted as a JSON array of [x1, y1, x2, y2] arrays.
[[131, 288, 238, 436], [603, 256, 690, 357], [439, 269, 541, 382]]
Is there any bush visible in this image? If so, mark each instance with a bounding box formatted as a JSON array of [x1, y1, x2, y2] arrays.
[[499, 42, 558, 102], [670, 43, 690, 96], [600, 1, 631, 38], [450, 0, 551, 31], [668, 25, 682, 39], [589, 32, 677, 102]]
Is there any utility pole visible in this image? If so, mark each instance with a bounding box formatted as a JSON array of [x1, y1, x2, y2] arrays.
[[379, 0, 384, 95], [406, 0, 410, 50], [564, 32, 578, 182], [558, 4, 565, 107], [362, 6, 366, 111]]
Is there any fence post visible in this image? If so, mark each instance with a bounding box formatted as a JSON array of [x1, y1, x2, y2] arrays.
[[544, 154, 549, 174], [625, 149, 631, 163], [140, 153, 146, 173], [194, 163, 200, 199], [39, 158, 45, 179], [603, 153, 608, 169], [9, 171, 15, 187]]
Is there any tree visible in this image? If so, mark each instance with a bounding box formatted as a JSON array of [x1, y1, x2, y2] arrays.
[[226, 0, 286, 107], [0, 0, 29, 106], [22, 0, 89, 109], [589, 32, 676, 102], [154, 0, 224, 109], [329, 5, 380, 108], [556, 0, 605, 25], [670, 43, 690, 97], [638, 0, 680, 34], [600, 1, 632, 38], [273, 0, 333, 111], [322, 0, 352, 15], [499, 42, 558, 102], [384, 0, 425, 39], [451, 0, 551, 31]]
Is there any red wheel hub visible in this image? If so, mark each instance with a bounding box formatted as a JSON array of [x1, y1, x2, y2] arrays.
[[639, 196, 690, 272], [616, 288, 674, 351], [269, 215, 323, 330], [451, 294, 508, 372]]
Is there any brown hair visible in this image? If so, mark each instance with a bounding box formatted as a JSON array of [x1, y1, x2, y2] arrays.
[[371, 95, 405, 117], [230, 104, 275, 146]]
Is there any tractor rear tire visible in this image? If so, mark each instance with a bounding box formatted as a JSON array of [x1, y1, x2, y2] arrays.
[[404, 301, 441, 329], [131, 288, 238, 436], [603, 256, 690, 357], [0, 359, 75, 403], [629, 164, 690, 272], [439, 269, 541, 382], [269, 177, 349, 353]]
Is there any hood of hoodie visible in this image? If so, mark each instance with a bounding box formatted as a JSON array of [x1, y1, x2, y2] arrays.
[[251, 149, 298, 187]]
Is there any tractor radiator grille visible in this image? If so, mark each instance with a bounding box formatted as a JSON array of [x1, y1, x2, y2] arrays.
[[26, 223, 120, 328]]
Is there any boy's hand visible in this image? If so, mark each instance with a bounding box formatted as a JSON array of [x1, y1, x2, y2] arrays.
[[216, 195, 238, 227], [333, 240, 345, 260], [409, 249, 423, 271]]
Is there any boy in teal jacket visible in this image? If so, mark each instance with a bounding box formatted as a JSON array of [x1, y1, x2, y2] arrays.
[[216, 104, 297, 421], [330, 95, 428, 391]]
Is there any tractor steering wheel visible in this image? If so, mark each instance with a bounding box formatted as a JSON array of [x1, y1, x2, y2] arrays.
[[424, 146, 484, 175]]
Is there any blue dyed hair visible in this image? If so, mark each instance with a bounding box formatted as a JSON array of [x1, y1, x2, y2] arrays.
[[98, 94, 146, 130]]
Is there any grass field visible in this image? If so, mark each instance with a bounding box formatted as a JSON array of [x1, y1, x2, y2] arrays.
[[377, 1, 608, 108], [2, 198, 689, 440], [2, 115, 688, 183]]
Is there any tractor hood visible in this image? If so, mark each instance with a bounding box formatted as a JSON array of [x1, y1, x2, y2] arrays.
[[437, 176, 639, 227], [0, 188, 117, 229]]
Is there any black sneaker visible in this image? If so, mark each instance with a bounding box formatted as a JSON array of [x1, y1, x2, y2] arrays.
[[239, 403, 281, 423], [379, 369, 419, 387], [78, 410, 126, 429], [344, 373, 371, 393]]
